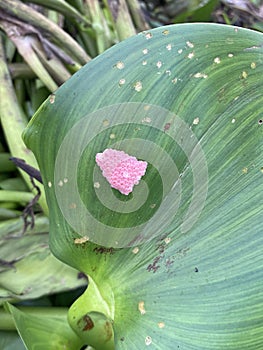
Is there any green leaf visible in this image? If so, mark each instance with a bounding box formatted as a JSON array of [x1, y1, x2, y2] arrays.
[[0, 331, 26, 350], [0, 216, 87, 303], [174, 0, 219, 23], [5, 303, 83, 350], [23, 24, 263, 349]]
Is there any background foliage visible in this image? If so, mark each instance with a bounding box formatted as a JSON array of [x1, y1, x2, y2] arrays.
[[0, 0, 263, 349]]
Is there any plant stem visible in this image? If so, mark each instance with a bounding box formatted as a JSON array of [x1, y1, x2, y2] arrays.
[[114, 0, 136, 41], [0, 37, 48, 215], [8, 63, 35, 79], [22, 0, 91, 26], [0, 190, 34, 203], [0, 306, 68, 331], [126, 0, 150, 31], [0, 0, 90, 64]]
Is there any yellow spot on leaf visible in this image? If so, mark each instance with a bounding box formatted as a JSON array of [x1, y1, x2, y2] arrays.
[[142, 117, 151, 123], [156, 61, 162, 69], [186, 41, 194, 48], [145, 32, 152, 40], [74, 236, 89, 244], [132, 247, 139, 254], [193, 72, 207, 79], [158, 322, 165, 328], [214, 57, 221, 64], [116, 61, 125, 69], [164, 237, 171, 244], [103, 119, 110, 127], [241, 71, 248, 79], [134, 81, 143, 92], [145, 336, 152, 346], [242, 167, 248, 174], [49, 94, 55, 104], [193, 117, 200, 125], [138, 301, 146, 315], [119, 79, 125, 86]]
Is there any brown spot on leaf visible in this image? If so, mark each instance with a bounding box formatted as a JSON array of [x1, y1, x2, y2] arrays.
[[93, 247, 115, 255], [78, 314, 94, 331], [104, 320, 113, 341]]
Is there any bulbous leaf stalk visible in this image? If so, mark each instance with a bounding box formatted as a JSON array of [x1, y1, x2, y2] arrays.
[[69, 311, 114, 350], [68, 277, 115, 350]]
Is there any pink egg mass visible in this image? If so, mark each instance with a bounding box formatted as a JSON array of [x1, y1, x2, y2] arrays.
[[95, 149, 148, 195]]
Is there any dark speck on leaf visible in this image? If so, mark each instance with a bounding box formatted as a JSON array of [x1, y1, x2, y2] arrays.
[[93, 247, 115, 255], [165, 258, 174, 269], [164, 122, 171, 132], [147, 256, 161, 273]]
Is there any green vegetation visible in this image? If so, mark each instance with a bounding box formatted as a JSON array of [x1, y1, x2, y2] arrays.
[[0, 1, 262, 349]]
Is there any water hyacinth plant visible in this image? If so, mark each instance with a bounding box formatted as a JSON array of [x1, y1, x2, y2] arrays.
[[5, 22, 263, 349]]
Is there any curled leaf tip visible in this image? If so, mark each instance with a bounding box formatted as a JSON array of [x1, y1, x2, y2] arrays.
[[96, 149, 147, 195]]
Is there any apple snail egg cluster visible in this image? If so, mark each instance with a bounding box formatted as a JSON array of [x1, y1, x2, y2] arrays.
[[95, 149, 148, 195]]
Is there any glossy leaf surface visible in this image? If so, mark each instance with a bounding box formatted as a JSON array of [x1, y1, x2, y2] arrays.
[[23, 24, 263, 349]]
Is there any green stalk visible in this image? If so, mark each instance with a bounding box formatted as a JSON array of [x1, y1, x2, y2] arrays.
[[32, 44, 72, 85], [0, 19, 58, 92], [0, 190, 34, 203], [8, 63, 35, 79], [126, 0, 150, 31], [14, 79, 26, 109], [0, 306, 68, 331], [0, 207, 20, 220], [22, 0, 91, 26], [0, 0, 90, 64], [83, 0, 112, 54], [68, 0, 85, 13], [113, 0, 136, 41], [10, 34, 58, 92], [0, 37, 48, 215]]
